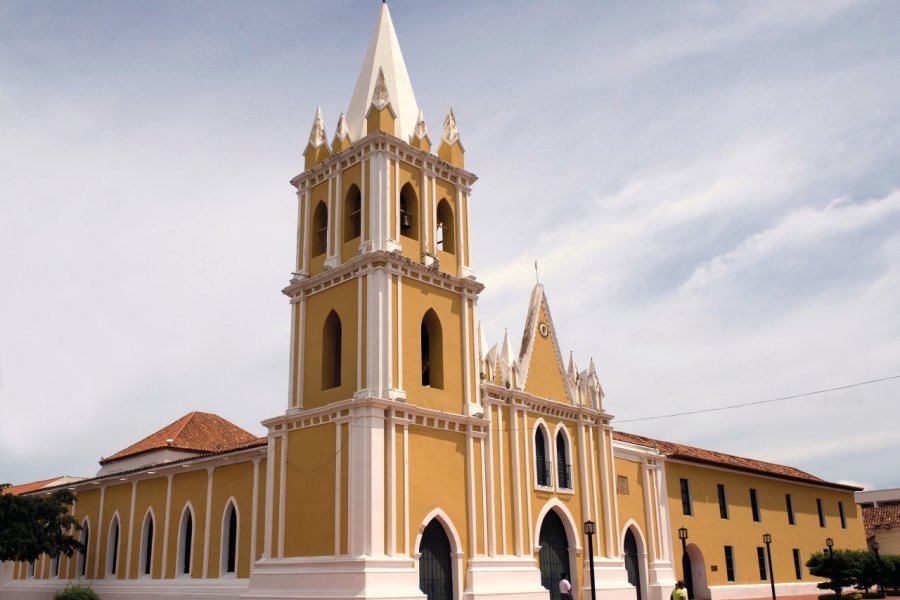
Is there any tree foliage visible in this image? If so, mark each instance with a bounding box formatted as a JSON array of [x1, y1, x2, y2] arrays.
[[0, 484, 83, 562], [808, 550, 861, 597], [53, 585, 100, 600]]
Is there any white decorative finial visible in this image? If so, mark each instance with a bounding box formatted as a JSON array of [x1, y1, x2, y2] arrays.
[[309, 106, 326, 148], [413, 109, 428, 139], [335, 112, 349, 140], [442, 105, 459, 145], [371, 67, 391, 110]]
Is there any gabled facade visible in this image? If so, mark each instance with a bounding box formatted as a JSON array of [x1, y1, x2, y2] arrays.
[[0, 5, 865, 600]]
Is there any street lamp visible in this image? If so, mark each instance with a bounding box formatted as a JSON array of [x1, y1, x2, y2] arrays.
[[870, 541, 883, 598], [763, 533, 776, 600], [584, 520, 597, 600], [678, 528, 692, 599], [825, 538, 834, 558]]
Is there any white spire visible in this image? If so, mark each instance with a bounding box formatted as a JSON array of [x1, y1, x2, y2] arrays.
[[346, 3, 419, 142], [334, 112, 349, 140], [441, 105, 460, 146], [308, 106, 327, 148], [413, 108, 428, 140]]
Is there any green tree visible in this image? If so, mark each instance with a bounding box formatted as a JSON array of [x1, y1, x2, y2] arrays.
[[0, 484, 83, 562], [882, 555, 900, 593], [807, 550, 862, 598], [855, 551, 886, 595]]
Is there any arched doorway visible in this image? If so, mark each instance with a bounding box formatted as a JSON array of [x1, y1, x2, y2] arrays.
[[682, 551, 694, 600], [419, 519, 453, 600], [624, 529, 643, 600], [538, 510, 571, 600], [685, 543, 709, 600]]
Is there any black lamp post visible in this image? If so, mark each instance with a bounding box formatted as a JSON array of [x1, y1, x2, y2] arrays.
[[763, 533, 776, 600], [826, 538, 834, 559], [678, 527, 693, 599], [584, 520, 597, 600], [870, 540, 883, 598]]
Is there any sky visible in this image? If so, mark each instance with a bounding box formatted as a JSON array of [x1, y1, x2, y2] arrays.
[[2, 1, 899, 491]]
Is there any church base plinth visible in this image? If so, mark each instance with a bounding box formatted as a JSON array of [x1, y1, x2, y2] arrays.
[[244, 556, 426, 600], [463, 556, 550, 600]]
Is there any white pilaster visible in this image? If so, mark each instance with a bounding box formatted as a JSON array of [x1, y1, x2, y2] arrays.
[[347, 404, 386, 556], [203, 468, 213, 578], [162, 474, 173, 579], [126, 480, 138, 578]]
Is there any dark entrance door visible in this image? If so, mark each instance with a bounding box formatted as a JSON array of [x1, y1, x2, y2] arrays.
[[538, 510, 571, 600], [624, 529, 642, 600], [419, 520, 453, 600], [682, 551, 695, 600]]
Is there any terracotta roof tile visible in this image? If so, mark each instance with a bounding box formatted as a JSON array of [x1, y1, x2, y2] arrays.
[[100, 412, 259, 465], [862, 505, 900, 538], [614, 430, 860, 491], [1, 477, 66, 496]]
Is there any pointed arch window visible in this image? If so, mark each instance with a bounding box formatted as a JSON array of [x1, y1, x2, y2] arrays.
[[556, 429, 572, 489], [177, 507, 194, 577], [436, 199, 455, 254], [77, 519, 90, 578], [400, 183, 419, 241], [343, 185, 362, 242], [420, 309, 443, 389], [221, 501, 239, 575], [140, 511, 154, 577], [107, 515, 120, 576], [322, 310, 342, 389], [312, 201, 328, 257], [535, 426, 551, 487]]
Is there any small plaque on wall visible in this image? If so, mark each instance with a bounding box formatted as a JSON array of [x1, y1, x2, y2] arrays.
[[711, 565, 718, 572]]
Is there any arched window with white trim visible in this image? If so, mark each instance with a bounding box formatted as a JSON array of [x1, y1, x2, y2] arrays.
[[535, 425, 551, 487], [322, 310, 342, 390], [106, 514, 120, 577], [177, 505, 194, 577], [76, 519, 90, 578], [436, 198, 455, 254], [221, 500, 239, 576], [421, 309, 443, 388], [139, 510, 154, 577], [556, 428, 572, 490], [312, 201, 328, 257]]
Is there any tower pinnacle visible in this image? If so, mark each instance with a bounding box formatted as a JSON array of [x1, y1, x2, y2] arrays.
[[345, 3, 419, 143]]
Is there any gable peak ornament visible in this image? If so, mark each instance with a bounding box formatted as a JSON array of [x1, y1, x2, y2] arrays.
[[309, 106, 327, 148], [442, 106, 459, 145], [414, 108, 428, 139], [371, 67, 391, 110], [335, 112, 349, 139]]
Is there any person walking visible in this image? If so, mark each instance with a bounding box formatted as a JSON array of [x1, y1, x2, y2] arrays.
[[559, 572, 573, 600], [672, 580, 689, 600]]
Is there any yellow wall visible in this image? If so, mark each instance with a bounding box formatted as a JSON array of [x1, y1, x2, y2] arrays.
[[284, 425, 337, 557], [665, 461, 865, 588], [522, 305, 569, 403]]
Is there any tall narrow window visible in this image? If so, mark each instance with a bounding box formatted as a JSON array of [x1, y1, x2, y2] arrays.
[[838, 501, 846, 529], [26, 561, 35, 578], [140, 512, 154, 577], [399, 183, 419, 241], [312, 201, 328, 257], [420, 309, 443, 388], [757, 547, 768, 580], [322, 310, 342, 389], [750, 489, 760, 522], [222, 502, 238, 575], [724, 546, 736, 582], [535, 428, 550, 487], [817, 498, 825, 527], [717, 483, 729, 519], [178, 508, 193, 576], [680, 478, 692, 516], [793, 548, 803, 579], [343, 185, 362, 242], [107, 516, 120, 576], [556, 431, 571, 489], [77, 520, 90, 578], [786, 494, 795, 525], [435, 199, 455, 254], [50, 554, 59, 578]]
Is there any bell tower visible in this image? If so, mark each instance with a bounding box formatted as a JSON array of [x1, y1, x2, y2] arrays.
[[282, 2, 481, 416], [254, 5, 492, 599]]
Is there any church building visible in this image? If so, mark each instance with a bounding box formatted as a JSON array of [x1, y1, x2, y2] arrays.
[[0, 5, 864, 600]]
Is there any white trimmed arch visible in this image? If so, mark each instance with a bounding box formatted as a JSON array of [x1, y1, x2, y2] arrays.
[[139, 506, 156, 577], [220, 496, 240, 577], [414, 508, 463, 600], [532, 417, 553, 488], [106, 511, 122, 577], [621, 518, 649, 600], [552, 423, 573, 490], [77, 516, 91, 579], [176, 502, 196, 577], [534, 499, 581, 594]]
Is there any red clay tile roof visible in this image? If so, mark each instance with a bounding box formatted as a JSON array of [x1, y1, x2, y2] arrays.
[[1, 477, 66, 496], [614, 431, 860, 491], [863, 505, 900, 537], [100, 411, 260, 465]]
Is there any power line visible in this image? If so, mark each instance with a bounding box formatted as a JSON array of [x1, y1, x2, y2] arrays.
[[615, 374, 900, 423]]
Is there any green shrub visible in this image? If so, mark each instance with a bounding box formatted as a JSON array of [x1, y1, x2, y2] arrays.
[[53, 585, 100, 600]]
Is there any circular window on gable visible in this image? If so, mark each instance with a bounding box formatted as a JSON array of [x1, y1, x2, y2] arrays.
[[538, 323, 549, 338]]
